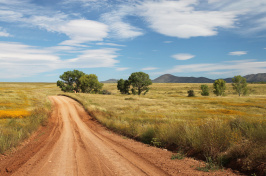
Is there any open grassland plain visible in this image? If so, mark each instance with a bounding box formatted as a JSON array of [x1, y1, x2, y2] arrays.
[[0, 83, 62, 154], [64, 83, 266, 175]]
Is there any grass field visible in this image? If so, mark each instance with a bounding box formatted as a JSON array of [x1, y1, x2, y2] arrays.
[[0, 83, 62, 153], [0, 82, 265, 174], [65, 83, 266, 174]]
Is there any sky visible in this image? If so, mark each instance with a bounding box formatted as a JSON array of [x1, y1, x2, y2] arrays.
[[0, 0, 266, 82]]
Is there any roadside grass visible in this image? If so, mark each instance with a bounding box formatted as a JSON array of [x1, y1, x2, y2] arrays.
[[196, 156, 221, 172], [0, 83, 62, 154], [1, 82, 264, 174], [64, 83, 266, 174], [171, 151, 185, 160]]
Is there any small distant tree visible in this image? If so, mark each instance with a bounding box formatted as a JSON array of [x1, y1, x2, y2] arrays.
[[79, 74, 103, 93], [117, 79, 130, 94], [187, 90, 195, 97], [128, 72, 152, 95], [57, 70, 85, 92], [200, 84, 209, 96], [232, 75, 248, 96], [213, 79, 226, 96]]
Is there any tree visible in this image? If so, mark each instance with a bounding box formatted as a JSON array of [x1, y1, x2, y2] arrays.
[[57, 70, 85, 92], [128, 72, 152, 95], [213, 79, 226, 96], [117, 79, 130, 94], [200, 84, 209, 96], [232, 75, 248, 96], [79, 74, 103, 93]]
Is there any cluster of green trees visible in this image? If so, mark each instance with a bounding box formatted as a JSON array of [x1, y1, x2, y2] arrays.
[[57, 70, 103, 93], [117, 72, 152, 95], [195, 75, 248, 97], [57, 70, 248, 97]]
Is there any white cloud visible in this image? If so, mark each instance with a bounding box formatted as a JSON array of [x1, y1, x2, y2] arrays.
[[0, 1, 109, 45], [0, 42, 60, 78], [229, 51, 247, 56], [142, 67, 158, 71], [45, 45, 82, 53], [62, 0, 108, 8], [0, 42, 120, 78], [96, 42, 126, 47], [164, 41, 173, 43], [0, 27, 10, 37], [30, 17, 110, 45], [136, 0, 236, 38], [116, 67, 129, 71], [59, 19, 109, 45], [207, 0, 266, 34], [1, 0, 266, 42], [101, 10, 144, 39], [172, 53, 195, 60], [99, 0, 266, 39], [64, 48, 119, 68], [208, 0, 266, 14], [31, 17, 109, 46], [165, 59, 266, 77]]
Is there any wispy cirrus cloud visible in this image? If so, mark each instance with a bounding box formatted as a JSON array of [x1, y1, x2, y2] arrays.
[[96, 42, 126, 47], [229, 51, 247, 56], [99, 0, 266, 39], [0, 42, 60, 78], [172, 53, 195, 60], [0, 27, 10, 37], [137, 0, 237, 38], [164, 59, 266, 78], [28, 16, 109, 46], [0, 1, 109, 45], [142, 67, 158, 71], [163, 41, 173, 43], [59, 19, 109, 46], [0, 42, 120, 78], [116, 67, 129, 71], [100, 9, 144, 39], [65, 48, 119, 68], [207, 0, 266, 34]]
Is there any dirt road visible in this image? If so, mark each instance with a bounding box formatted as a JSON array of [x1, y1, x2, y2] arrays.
[[0, 96, 241, 176]]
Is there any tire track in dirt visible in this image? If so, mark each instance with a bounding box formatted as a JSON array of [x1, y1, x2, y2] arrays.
[[0, 96, 242, 176]]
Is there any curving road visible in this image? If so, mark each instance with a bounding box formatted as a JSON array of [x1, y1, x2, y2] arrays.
[[0, 96, 240, 176]]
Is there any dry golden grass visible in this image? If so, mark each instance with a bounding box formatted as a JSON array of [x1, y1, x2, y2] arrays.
[[66, 83, 266, 174], [0, 83, 63, 153], [1, 82, 265, 173]]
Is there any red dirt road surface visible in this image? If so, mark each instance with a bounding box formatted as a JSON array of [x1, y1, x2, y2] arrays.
[[0, 96, 242, 176]]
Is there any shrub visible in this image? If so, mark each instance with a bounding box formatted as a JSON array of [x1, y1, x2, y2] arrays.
[[140, 127, 156, 144], [213, 79, 226, 96], [171, 152, 185, 160], [187, 90, 195, 97], [101, 90, 111, 95], [200, 85, 209, 96]]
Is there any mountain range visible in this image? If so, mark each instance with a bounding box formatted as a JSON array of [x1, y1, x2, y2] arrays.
[[101, 73, 266, 83]]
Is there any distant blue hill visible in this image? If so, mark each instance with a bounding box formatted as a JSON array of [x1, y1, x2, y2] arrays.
[[152, 73, 266, 83], [101, 73, 266, 83]]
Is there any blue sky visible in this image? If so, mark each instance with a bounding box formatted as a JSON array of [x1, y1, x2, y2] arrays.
[[0, 0, 265, 82]]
